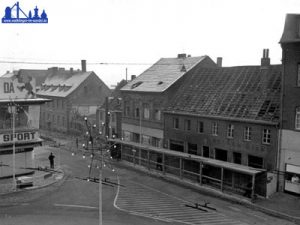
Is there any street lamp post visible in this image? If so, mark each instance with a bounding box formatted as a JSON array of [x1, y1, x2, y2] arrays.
[[84, 116, 103, 225], [8, 102, 17, 190]]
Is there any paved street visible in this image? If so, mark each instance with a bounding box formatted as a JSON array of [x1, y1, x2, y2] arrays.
[[0, 145, 297, 225]]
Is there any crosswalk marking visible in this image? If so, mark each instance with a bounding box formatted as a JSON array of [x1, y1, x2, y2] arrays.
[[114, 177, 248, 225]]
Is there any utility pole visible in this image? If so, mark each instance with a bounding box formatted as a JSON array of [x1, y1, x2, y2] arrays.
[[105, 96, 110, 139], [9, 102, 16, 190]]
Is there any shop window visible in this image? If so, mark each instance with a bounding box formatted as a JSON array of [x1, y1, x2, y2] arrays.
[[142, 135, 151, 145], [295, 107, 300, 130], [202, 146, 209, 157], [184, 119, 191, 131], [170, 140, 184, 152], [227, 124, 234, 138], [244, 126, 252, 141], [188, 143, 197, 155], [285, 164, 300, 194], [152, 137, 160, 147], [132, 133, 140, 143], [197, 121, 204, 133], [233, 152, 241, 164], [262, 129, 271, 144], [215, 148, 227, 162], [173, 118, 179, 129], [248, 155, 263, 169]]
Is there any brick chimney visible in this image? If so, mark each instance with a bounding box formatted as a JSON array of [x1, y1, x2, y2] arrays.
[[261, 49, 270, 68], [177, 53, 187, 59], [81, 59, 86, 72], [217, 57, 222, 67]]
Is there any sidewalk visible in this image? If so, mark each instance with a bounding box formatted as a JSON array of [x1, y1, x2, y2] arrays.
[[35, 130, 300, 223], [119, 161, 300, 224]]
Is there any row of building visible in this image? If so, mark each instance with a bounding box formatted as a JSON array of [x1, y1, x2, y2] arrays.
[[97, 14, 300, 198], [0, 14, 299, 198]]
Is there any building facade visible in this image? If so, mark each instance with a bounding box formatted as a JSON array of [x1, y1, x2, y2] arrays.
[[279, 14, 300, 194], [96, 79, 127, 139], [37, 60, 111, 135], [164, 52, 281, 197], [0, 73, 48, 178], [120, 54, 217, 149]]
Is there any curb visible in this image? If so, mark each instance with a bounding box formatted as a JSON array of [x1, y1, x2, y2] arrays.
[[116, 161, 300, 224], [0, 168, 66, 199]]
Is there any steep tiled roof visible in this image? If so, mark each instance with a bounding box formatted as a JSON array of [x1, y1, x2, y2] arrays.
[[37, 71, 92, 97], [165, 65, 281, 123], [280, 14, 300, 44], [121, 56, 207, 92]]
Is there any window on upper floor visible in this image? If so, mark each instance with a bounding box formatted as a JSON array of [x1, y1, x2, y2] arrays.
[[197, 121, 204, 133], [212, 122, 218, 136], [173, 118, 179, 129], [154, 109, 161, 121], [184, 119, 191, 131], [135, 107, 140, 118], [227, 124, 234, 138], [143, 104, 150, 119], [262, 128, 271, 144], [295, 107, 300, 130], [244, 126, 252, 141]]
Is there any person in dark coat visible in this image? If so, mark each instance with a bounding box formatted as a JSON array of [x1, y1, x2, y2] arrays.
[[48, 152, 55, 169]]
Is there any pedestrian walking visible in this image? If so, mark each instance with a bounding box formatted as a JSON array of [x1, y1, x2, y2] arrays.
[[48, 152, 55, 169]]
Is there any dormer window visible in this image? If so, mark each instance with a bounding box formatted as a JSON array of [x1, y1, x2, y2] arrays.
[[131, 81, 143, 89]]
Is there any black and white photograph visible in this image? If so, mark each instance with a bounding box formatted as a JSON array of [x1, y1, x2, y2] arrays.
[[0, 0, 300, 224]]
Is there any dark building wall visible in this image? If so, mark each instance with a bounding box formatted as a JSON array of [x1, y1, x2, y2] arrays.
[[69, 73, 111, 106], [281, 43, 300, 130], [40, 97, 69, 133], [39, 73, 111, 134], [164, 113, 278, 171]]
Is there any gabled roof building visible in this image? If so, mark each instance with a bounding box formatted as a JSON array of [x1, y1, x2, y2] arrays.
[[120, 54, 217, 149], [163, 51, 281, 197], [36, 60, 111, 134]]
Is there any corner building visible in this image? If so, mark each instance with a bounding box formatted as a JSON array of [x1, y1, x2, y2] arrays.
[[279, 14, 300, 195]]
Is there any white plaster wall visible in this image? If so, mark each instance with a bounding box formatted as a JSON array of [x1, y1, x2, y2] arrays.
[[0, 151, 34, 178]]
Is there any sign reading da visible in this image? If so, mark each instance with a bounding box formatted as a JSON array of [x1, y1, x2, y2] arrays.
[[0, 74, 36, 100]]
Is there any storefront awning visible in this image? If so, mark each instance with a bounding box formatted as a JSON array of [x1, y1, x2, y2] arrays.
[[110, 139, 265, 176]]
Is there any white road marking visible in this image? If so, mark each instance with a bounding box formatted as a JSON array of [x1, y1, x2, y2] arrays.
[[54, 203, 97, 209]]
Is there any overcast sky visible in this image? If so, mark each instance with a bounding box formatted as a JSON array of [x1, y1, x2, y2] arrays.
[[0, 0, 299, 87]]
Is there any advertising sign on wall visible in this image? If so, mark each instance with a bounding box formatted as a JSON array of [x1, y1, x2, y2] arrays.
[[0, 75, 36, 100], [0, 131, 39, 144]]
